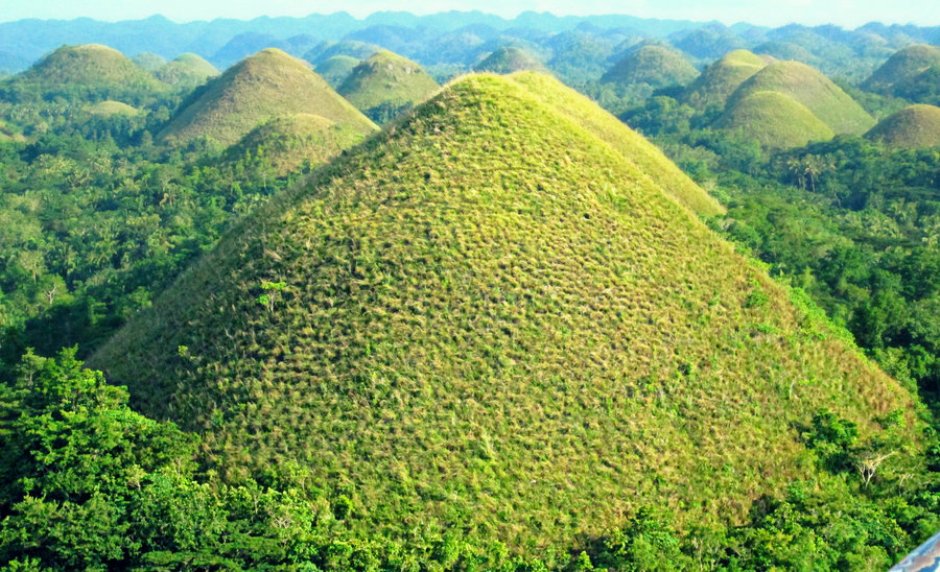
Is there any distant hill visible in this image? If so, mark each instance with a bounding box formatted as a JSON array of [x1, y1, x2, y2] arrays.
[[670, 23, 746, 60], [93, 71, 916, 554], [158, 48, 376, 147], [866, 104, 940, 148], [304, 40, 382, 66], [132, 52, 167, 72], [716, 90, 835, 148], [683, 50, 771, 110], [473, 46, 546, 74], [224, 113, 371, 175], [316, 55, 360, 88], [726, 60, 874, 135], [86, 100, 140, 118], [338, 50, 440, 123], [601, 44, 698, 88], [6, 44, 164, 103], [863, 45, 940, 95], [154, 54, 219, 90]]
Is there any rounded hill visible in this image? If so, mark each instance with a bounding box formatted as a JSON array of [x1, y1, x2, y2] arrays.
[[473, 46, 546, 74], [316, 55, 360, 88], [716, 90, 835, 149], [683, 49, 771, 110], [12, 44, 164, 102], [338, 50, 440, 123], [727, 60, 874, 135], [158, 48, 377, 147], [863, 45, 940, 96], [93, 72, 916, 555], [86, 100, 140, 118], [154, 53, 220, 89], [224, 113, 371, 175], [601, 44, 698, 88], [866, 104, 940, 148]]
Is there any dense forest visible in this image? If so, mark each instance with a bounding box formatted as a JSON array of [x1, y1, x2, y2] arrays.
[[0, 11, 938, 571]]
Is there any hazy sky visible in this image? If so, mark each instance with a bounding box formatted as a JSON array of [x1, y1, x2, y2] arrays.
[[0, 0, 936, 28]]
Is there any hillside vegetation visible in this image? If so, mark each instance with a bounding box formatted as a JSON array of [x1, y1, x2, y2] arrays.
[[683, 49, 771, 111], [338, 50, 440, 123], [93, 72, 918, 555], [154, 53, 219, 89], [717, 90, 835, 149], [866, 104, 940, 148], [601, 44, 698, 88], [158, 48, 376, 146], [863, 45, 940, 98], [726, 60, 875, 135], [85, 100, 139, 118]]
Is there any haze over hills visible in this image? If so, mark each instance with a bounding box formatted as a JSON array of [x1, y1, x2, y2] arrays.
[[338, 50, 440, 123], [158, 48, 377, 147], [866, 104, 940, 148], [92, 71, 918, 554]]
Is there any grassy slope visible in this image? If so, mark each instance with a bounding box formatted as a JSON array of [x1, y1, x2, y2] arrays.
[[717, 90, 835, 149], [473, 47, 546, 74], [13, 44, 164, 98], [508, 71, 724, 216], [316, 55, 360, 88], [601, 45, 699, 87], [863, 45, 940, 95], [728, 60, 875, 135], [93, 73, 918, 555], [159, 48, 377, 147], [224, 113, 370, 175], [338, 50, 440, 113], [155, 53, 220, 89], [683, 49, 770, 110], [86, 100, 139, 117], [866, 104, 940, 148]]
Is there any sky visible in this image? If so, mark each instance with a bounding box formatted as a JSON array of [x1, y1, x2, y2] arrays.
[[0, 0, 936, 28]]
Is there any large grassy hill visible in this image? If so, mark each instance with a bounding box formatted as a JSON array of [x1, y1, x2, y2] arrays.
[[716, 90, 835, 149], [338, 50, 440, 123], [683, 49, 771, 111], [601, 44, 698, 88], [863, 45, 940, 97], [7, 44, 164, 102], [158, 48, 377, 147], [93, 72, 918, 555], [154, 53, 219, 90], [866, 104, 940, 148], [726, 60, 875, 135], [224, 113, 372, 175]]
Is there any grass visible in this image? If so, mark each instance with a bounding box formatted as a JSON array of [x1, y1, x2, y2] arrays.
[[866, 104, 940, 148], [154, 53, 219, 90], [473, 47, 546, 74], [316, 55, 360, 88], [86, 100, 140, 118], [159, 48, 377, 147], [601, 44, 698, 88], [717, 90, 835, 149], [683, 49, 771, 110], [224, 113, 371, 175], [338, 50, 440, 122], [863, 45, 940, 95], [93, 72, 920, 557], [727, 60, 875, 135]]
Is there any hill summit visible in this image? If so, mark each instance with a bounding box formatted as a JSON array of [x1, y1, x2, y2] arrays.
[[338, 50, 439, 123], [158, 48, 376, 147], [154, 53, 220, 89], [93, 72, 915, 554], [863, 45, 940, 98], [473, 46, 546, 74], [866, 104, 940, 148], [683, 49, 772, 110], [601, 44, 698, 88], [12, 44, 163, 102]]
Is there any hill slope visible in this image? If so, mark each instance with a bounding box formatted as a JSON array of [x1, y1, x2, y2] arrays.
[[863, 45, 940, 96], [224, 113, 371, 175], [158, 48, 377, 146], [866, 104, 940, 148], [10, 44, 163, 102], [473, 46, 546, 74], [154, 53, 219, 89], [717, 91, 835, 148], [338, 50, 440, 123], [683, 49, 771, 110], [93, 73, 917, 554], [727, 60, 874, 135], [316, 55, 360, 88], [601, 44, 698, 88]]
